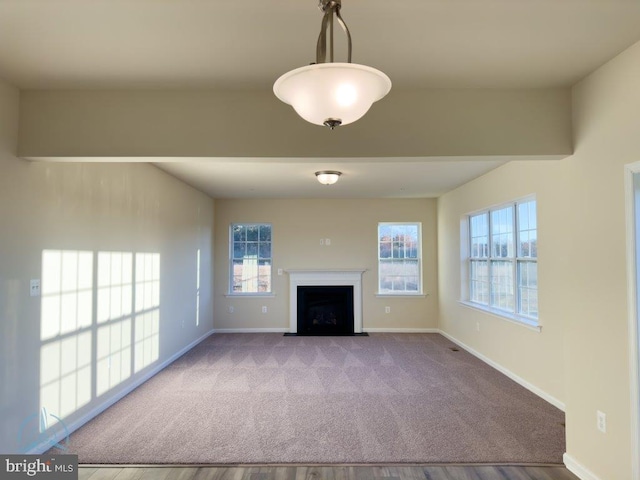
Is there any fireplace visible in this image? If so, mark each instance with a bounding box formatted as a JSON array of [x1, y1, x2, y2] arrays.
[[297, 286, 354, 335], [286, 269, 366, 335]]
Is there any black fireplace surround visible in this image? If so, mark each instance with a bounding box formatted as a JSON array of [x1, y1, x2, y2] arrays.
[[296, 285, 354, 336]]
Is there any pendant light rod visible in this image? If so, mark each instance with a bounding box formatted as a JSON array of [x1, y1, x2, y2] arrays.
[[316, 0, 352, 64]]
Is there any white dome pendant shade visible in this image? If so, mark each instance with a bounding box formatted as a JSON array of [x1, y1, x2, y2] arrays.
[[274, 63, 391, 128], [273, 0, 391, 129]]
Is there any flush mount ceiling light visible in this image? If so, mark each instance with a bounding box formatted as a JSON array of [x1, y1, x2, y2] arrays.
[[315, 170, 342, 185], [273, 0, 391, 129]]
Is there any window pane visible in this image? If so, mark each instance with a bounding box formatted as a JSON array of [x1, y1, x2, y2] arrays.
[[530, 233, 538, 257], [491, 206, 514, 258], [259, 225, 271, 242], [405, 259, 419, 276], [233, 242, 246, 259], [379, 225, 392, 241], [469, 213, 488, 258], [520, 231, 530, 257], [518, 200, 537, 258], [405, 277, 419, 292], [237, 257, 258, 292], [258, 260, 272, 293], [379, 259, 419, 293], [259, 242, 271, 259], [392, 277, 406, 291], [379, 242, 392, 259], [233, 225, 246, 242], [490, 260, 514, 312], [247, 242, 258, 257], [246, 225, 259, 241], [519, 203, 529, 231], [518, 261, 538, 318], [393, 242, 404, 258], [379, 260, 396, 278], [470, 260, 489, 305], [232, 259, 244, 292]]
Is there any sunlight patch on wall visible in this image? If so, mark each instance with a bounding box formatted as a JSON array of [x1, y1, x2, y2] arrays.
[[134, 253, 160, 373], [96, 252, 133, 396], [40, 250, 93, 427], [196, 249, 201, 327], [39, 249, 162, 431]]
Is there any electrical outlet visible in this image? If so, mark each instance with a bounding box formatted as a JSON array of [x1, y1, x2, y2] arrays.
[[597, 410, 606, 433], [325, 238, 331, 246], [476, 321, 480, 332], [262, 306, 268, 314], [385, 306, 391, 314], [228, 306, 234, 314]]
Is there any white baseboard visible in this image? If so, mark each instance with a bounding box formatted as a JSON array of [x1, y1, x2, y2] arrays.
[[213, 328, 289, 333], [364, 328, 439, 333], [213, 327, 439, 334], [438, 330, 566, 412], [28, 329, 215, 454], [564, 453, 602, 480]]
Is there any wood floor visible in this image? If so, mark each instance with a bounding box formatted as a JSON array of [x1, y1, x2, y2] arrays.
[[79, 465, 580, 480]]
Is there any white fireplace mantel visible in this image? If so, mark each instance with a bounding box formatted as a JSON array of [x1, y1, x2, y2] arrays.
[[286, 269, 366, 334]]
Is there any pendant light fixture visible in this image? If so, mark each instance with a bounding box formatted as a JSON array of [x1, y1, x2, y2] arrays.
[[273, 0, 391, 129]]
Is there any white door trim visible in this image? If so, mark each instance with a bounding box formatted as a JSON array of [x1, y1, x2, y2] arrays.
[[624, 162, 640, 480]]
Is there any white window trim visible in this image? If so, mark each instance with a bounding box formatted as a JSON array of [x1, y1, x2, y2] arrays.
[[462, 196, 539, 328], [377, 222, 424, 296], [458, 300, 542, 332], [228, 222, 273, 296]]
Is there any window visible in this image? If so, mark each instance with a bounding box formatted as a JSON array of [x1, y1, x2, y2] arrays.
[[467, 199, 537, 322], [230, 223, 272, 294], [378, 223, 422, 295]]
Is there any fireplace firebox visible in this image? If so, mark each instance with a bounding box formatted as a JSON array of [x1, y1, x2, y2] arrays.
[[297, 286, 354, 336]]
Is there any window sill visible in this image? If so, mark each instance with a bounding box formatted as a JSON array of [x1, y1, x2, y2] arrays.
[[376, 293, 428, 298], [458, 300, 541, 332], [225, 293, 276, 298]]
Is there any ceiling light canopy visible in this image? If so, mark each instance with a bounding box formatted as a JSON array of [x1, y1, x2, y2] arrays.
[[274, 0, 391, 129], [315, 170, 342, 185]]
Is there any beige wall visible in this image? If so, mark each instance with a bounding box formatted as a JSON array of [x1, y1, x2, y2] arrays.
[[18, 89, 571, 159], [214, 198, 437, 331], [0, 79, 215, 453], [439, 39, 640, 480], [438, 160, 568, 406]]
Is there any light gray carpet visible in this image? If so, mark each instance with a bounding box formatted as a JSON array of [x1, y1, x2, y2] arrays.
[[56, 333, 565, 464]]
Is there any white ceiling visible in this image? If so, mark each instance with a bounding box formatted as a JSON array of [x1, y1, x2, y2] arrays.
[[155, 157, 510, 199], [3, 0, 640, 198]]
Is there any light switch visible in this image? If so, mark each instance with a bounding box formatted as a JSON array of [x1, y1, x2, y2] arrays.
[[30, 279, 40, 297]]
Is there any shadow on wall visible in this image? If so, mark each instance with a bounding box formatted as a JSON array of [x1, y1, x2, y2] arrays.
[[20, 250, 163, 452]]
